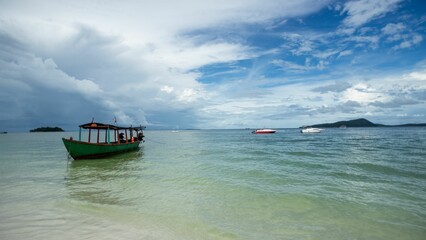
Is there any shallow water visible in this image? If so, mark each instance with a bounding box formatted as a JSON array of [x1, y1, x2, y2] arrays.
[[0, 128, 425, 239]]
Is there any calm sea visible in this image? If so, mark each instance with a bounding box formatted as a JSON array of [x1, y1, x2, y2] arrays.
[[0, 128, 425, 239]]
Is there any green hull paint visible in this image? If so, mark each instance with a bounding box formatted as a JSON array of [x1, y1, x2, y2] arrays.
[[62, 138, 140, 160]]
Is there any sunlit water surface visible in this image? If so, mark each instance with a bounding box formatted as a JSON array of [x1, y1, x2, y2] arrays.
[[0, 128, 425, 239]]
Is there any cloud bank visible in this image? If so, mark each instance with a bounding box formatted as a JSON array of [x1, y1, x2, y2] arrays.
[[0, 0, 425, 130]]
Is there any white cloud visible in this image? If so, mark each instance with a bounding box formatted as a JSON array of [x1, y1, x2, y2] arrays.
[[349, 35, 380, 49], [404, 71, 426, 81], [338, 49, 353, 58], [341, 0, 402, 28], [393, 34, 423, 49], [379, 21, 423, 50], [196, 65, 426, 128], [272, 60, 309, 72], [146, 40, 255, 71], [160, 85, 174, 93], [382, 22, 406, 35], [271, 59, 328, 72], [341, 83, 384, 103], [0, 0, 329, 45], [177, 88, 200, 103], [314, 50, 340, 59], [292, 40, 314, 56]]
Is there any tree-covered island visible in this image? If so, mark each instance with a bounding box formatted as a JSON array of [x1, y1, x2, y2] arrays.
[[30, 127, 64, 132], [303, 118, 426, 128]]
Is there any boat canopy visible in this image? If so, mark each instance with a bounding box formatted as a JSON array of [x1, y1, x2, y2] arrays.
[[79, 122, 145, 131]]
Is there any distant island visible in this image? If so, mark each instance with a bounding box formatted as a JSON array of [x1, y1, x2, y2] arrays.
[[303, 118, 426, 128], [30, 127, 64, 132]]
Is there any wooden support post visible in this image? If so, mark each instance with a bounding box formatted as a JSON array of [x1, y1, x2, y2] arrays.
[[97, 129, 100, 143], [125, 129, 128, 143], [88, 129, 91, 143]]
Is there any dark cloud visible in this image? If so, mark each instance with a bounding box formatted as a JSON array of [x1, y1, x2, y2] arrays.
[[304, 96, 323, 102], [41, 25, 129, 82], [0, 27, 204, 131], [342, 100, 362, 108], [369, 97, 418, 108], [336, 100, 363, 113], [410, 90, 426, 101], [0, 32, 122, 131], [265, 100, 365, 121], [0, 31, 27, 54], [265, 104, 312, 120]]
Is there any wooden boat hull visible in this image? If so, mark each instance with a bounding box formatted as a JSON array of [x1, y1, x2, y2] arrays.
[[62, 138, 140, 160]]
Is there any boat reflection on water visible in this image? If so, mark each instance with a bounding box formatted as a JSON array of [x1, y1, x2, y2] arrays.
[[65, 150, 144, 206]]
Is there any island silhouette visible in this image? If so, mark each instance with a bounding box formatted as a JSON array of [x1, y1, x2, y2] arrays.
[[30, 127, 64, 132], [302, 118, 426, 128]]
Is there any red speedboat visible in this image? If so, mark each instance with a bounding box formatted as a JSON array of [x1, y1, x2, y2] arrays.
[[252, 129, 276, 134]]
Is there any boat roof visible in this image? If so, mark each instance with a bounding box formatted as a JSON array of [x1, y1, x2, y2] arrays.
[[79, 122, 145, 130]]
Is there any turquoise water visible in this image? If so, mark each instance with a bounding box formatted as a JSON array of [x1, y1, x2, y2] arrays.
[[0, 128, 425, 239]]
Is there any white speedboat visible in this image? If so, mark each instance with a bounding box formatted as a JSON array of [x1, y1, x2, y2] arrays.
[[300, 128, 323, 133]]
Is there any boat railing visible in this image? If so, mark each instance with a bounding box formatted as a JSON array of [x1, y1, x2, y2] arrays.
[[75, 122, 145, 144]]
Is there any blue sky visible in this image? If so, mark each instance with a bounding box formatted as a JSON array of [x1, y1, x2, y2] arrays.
[[0, 0, 425, 131]]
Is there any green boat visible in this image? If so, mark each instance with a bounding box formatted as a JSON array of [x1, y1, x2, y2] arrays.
[[62, 122, 145, 160]]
